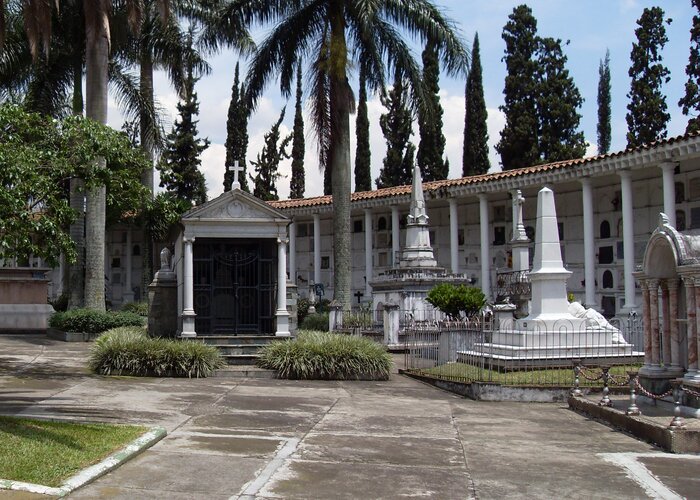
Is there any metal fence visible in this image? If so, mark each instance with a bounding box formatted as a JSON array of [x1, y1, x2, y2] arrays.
[[404, 314, 644, 387]]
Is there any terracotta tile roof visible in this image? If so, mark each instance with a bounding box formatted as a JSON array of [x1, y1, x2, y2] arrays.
[[267, 130, 700, 210]]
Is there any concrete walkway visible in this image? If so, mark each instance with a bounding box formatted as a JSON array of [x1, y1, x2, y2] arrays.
[[1, 335, 699, 499]]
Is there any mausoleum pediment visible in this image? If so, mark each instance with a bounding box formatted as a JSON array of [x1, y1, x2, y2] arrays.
[[182, 189, 288, 223]]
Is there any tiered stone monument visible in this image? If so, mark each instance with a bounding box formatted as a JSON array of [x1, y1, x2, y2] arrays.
[[371, 164, 471, 344], [468, 187, 640, 366]]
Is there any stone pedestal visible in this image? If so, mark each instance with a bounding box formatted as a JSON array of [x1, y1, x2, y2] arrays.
[[148, 249, 178, 338], [0, 268, 54, 333], [383, 303, 400, 345], [287, 282, 298, 336]]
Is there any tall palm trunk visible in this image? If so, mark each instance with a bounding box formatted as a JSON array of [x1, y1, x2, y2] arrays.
[[67, 51, 85, 308], [83, 1, 109, 311], [329, 2, 352, 310], [140, 45, 155, 298]]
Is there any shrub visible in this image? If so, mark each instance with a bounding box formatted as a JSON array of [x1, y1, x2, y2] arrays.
[[121, 301, 149, 317], [257, 330, 392, 380], [297, 297, 311, 325], [89, 327, 224, 378], [300, 312, 329, 332], [427, 283, 486, 319], [49, 293, 68, 312], [49, 309, 145, 334]]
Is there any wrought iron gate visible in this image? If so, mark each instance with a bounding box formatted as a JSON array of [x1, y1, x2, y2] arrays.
[[193, 239, 276, 335]]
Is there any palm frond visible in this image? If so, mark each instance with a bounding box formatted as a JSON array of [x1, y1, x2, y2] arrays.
[[309, 30, 331, 174]]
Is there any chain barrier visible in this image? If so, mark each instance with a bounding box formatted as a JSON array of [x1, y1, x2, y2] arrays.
[[682, 385, 700, 398], [577, 366, 605, 382], [634, 378, 674, 400]]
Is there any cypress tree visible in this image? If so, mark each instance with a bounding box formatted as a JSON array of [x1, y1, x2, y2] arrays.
[[679, 0, 700, 134], [376, 69, 415, 188], [463, 33, 490, 176], [250, 107, 292, 201], [417, 40, 447, 181], [157, 67, 209, 206], [497, 4, 540, 170], [536, 37, 586, 162], [354, 65, 372, 192], [224, 62, 249, 192], [597, 49, 612, 154], [626, 7, 672, 148], [290, 63, 306, 198]]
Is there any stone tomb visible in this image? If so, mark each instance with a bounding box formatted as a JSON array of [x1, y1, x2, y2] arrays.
[[635, 212, 700, 396], [173, 183, 293, 338], [464, 187, 640, 367]]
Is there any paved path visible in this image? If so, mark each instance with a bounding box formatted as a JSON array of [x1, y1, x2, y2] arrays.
[[1, 335, 699, 499]]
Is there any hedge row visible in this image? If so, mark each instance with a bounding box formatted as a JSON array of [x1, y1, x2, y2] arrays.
[[49, 309, 145, 334]]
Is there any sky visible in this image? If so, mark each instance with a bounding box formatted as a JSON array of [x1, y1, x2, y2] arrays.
[[107, 0, 697, 201]]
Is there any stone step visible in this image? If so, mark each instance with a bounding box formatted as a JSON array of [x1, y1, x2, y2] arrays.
[[222, 353, 261, 366], [208, 344, 270, 356], [194, 335, 281, 345], [213, 365, 276, 378]]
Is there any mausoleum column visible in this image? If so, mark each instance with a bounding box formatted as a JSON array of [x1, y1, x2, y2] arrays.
[[448, 199, 460, 274], [181, 236, 196, 338], [693, 278, 700, 373], [667, 278, 681, 370], [364, 209, 373, 297], [478, 194, 491, 299], [580, 178, 596, 308], [313, 213, 321, 285], [619, 170, 637, 311], [648, 279, 661, 367], [660, 161, 677, 228], [289, 221, 296, 284], [275, 237, 290, 337], [660, 280, 671, 366], [391, 206, 400, 266], [123, 227, 134, 304], [684, 277, 698, 379], [641, 280, 653, 369]]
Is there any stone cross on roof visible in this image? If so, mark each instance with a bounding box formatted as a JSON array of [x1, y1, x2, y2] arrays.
[[231, 160, 244, 190]]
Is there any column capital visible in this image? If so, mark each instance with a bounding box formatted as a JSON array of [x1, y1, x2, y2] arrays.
[[183, 236, 195, 244], [666, 277, 680, 289], [277, 237, 289, 245], [477, 193, 489, 202], [659, 161, 678, 173], [579, 176, 592, 187], [364, 207, 372, 215], [648, 278, 660, 289], [618, 169, 632, 180], [682, 274, 696, 288]]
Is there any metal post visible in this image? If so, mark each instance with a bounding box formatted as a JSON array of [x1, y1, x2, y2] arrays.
[[668, 381, 686, 429], [598, 367, 612, 407], [572, 363, 582, 397], [626, 372, 641, 416]]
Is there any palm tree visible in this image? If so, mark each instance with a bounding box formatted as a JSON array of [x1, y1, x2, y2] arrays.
[[212, 0, 467, 308]]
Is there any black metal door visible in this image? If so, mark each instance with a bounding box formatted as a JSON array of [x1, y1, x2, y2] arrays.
[[193, 239, 276, 335]]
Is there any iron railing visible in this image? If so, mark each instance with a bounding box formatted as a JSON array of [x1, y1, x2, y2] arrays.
[[404, 316, 644, 387]]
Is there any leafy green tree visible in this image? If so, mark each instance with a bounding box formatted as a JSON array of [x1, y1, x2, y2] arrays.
[[536, 37, 585, 162], [463, 33, 490, 176], [222, 0, 467, 308], [250, 107, 292, 201], [680, 0, 700, 134], [0, 104, 149, 267], [290, 62, 306, 198], [376, 69, 415, 188], [224, 62, 250, 192], [354, 65, 372, 192], [416, 39, 447, 181], [626, 7, 672, 148], [496, 4, 540, 170], [597, 49, 612, 154], [157, 65, 209, 206]]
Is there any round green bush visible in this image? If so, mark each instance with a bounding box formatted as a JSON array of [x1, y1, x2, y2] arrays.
[[89, 327, 224, 378], [49, 309, 145, 334], [257, 330, 392, 380], [426, 284, 486, 319], [300, 312, 329, 332], [121, 301, 149, 317]]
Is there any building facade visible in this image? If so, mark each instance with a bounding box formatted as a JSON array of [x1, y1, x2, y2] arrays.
[[269, 132, 700, 318]]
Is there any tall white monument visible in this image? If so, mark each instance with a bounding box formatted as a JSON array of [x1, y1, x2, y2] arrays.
[[400, 164, 438, 269]]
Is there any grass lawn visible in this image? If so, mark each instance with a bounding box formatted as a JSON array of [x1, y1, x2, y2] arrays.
[[416, 363, 641, 387], [0, 416, 146, 487]]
